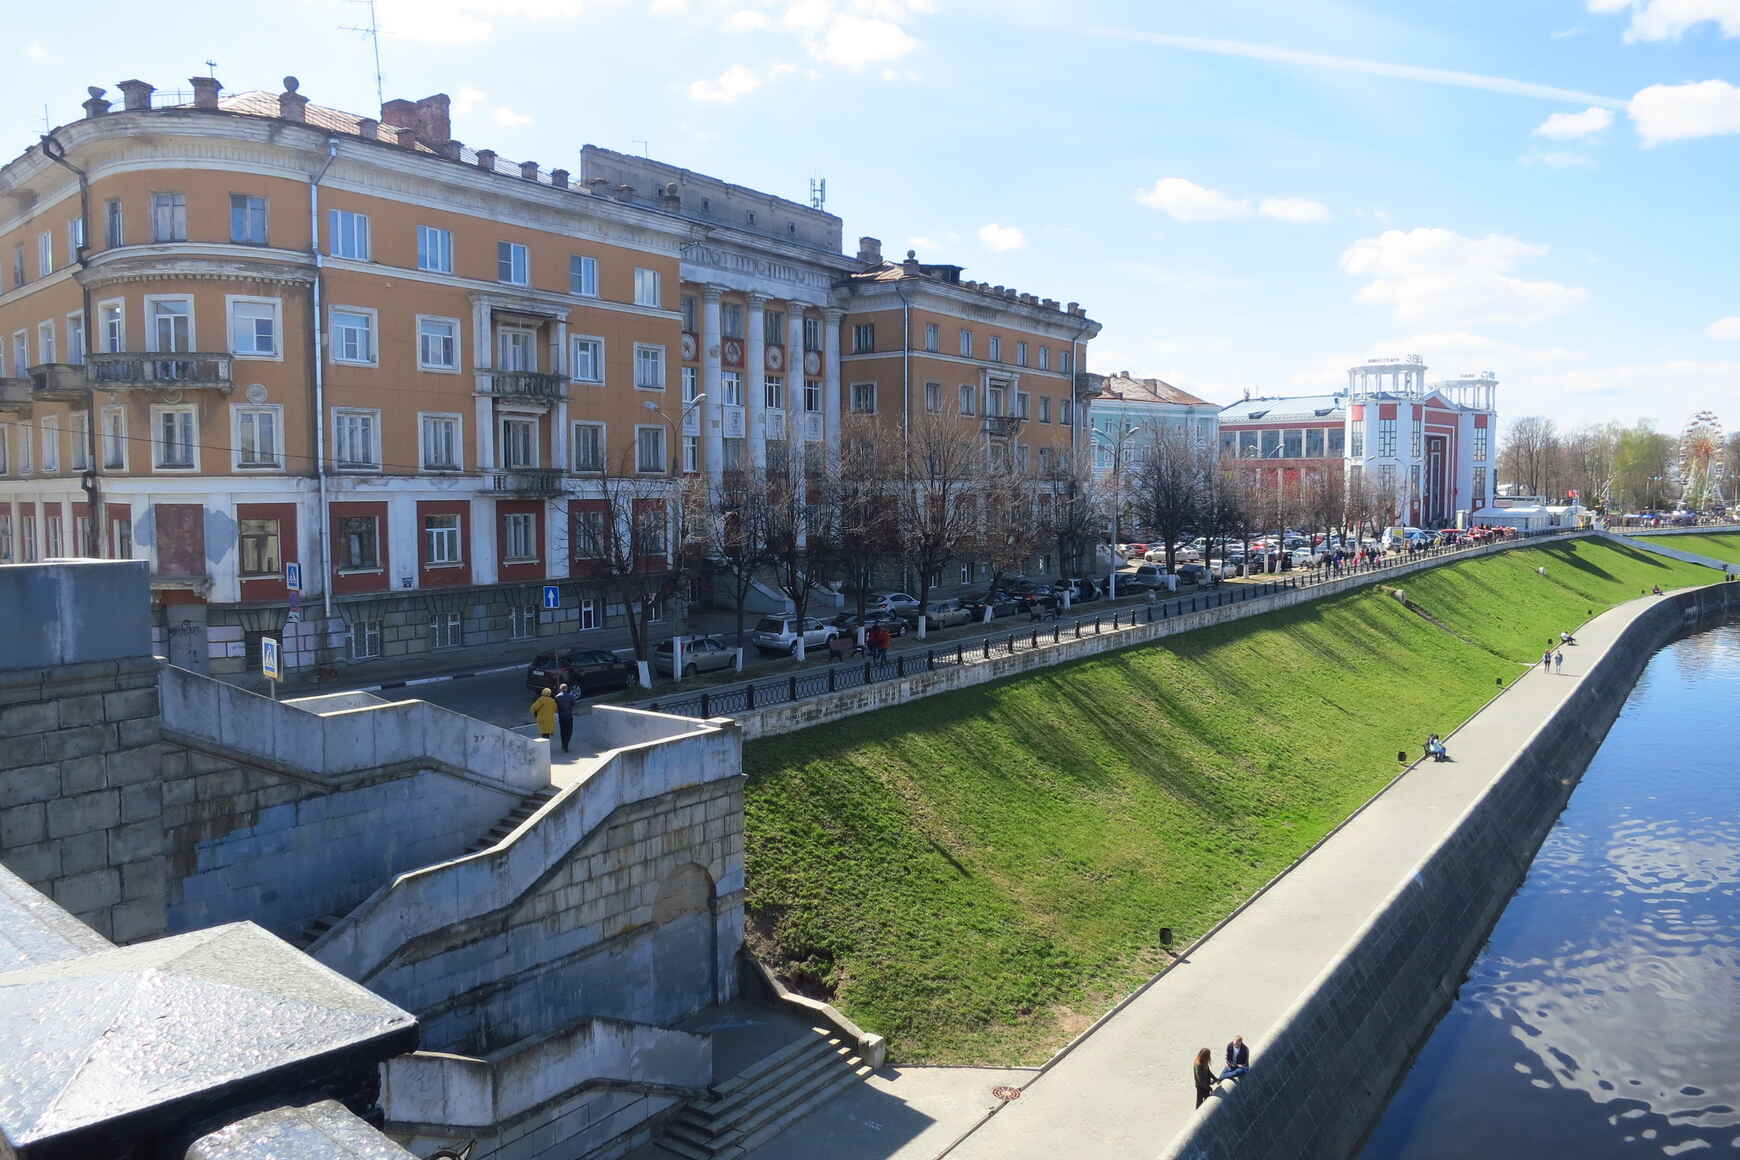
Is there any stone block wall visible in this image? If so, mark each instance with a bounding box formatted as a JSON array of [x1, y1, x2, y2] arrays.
[[0, 655, 168, 943]]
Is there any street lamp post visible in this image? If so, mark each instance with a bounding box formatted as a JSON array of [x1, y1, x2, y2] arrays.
[[641, 395, 708, 680]]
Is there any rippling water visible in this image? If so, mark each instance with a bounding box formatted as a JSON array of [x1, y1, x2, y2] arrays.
[[1361, 620, 1740, 1159]]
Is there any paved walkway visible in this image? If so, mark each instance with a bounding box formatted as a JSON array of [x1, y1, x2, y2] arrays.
[[938, 590, 1677, 1160]]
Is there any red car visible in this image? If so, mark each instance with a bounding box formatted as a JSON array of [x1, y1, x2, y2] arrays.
[[526, 647, 635, 695]]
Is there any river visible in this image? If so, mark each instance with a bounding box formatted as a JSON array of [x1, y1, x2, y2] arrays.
[[1361, 619, 1740, 1159]]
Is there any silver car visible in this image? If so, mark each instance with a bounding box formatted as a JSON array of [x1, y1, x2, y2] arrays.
[[654, 635, 735, 678], [751, 616, 839, 656], [900, 598, 974, 628]]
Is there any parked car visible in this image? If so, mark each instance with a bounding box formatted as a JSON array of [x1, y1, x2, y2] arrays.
[[864, 591, 921, 615], [1120, 564, 1172, 589], [751, 616, 839, 656], [1053, 577, 1102, 603], [1175, 563, 1216, 586], [964, 592, 1027, 619], [899, 598, 975, 628], [654, 634, 735, 678], [526, 647, 635, 694], [830, 611, 908, 638]]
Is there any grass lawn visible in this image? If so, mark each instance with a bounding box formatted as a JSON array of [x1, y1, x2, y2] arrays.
[[741, 539, 1717, 1065], [1643, 532, 1740, 567]]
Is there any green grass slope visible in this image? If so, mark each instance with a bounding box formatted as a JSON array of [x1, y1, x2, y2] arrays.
[[1644, 532, 1740, 567], [742, 539, 1716, 1065]]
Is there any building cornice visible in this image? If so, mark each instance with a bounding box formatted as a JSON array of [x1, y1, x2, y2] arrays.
[[79, 243, 316, 289], [843, 280, 1100, 342]]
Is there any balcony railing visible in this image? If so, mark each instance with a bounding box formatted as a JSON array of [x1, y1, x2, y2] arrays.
[[803, 412, 824, 442], [26, 363, 93, 401], [488, 467, 566, 497], [87, 352, 233, 391], [487, 370, 566, 402], [982, 415, 1024, 437]]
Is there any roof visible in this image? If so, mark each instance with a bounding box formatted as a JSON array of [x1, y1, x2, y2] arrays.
[[1087, 373, 1213, 408], [847, 259, 1091, 322], [1219, 393, 1347, 424]]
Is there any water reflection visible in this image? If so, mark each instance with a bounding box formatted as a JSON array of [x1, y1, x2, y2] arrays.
[[1361, 621, 1740, 1159]]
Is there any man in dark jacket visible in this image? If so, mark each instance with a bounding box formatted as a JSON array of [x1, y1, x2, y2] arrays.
[[1220, 1035, 1250, 1082], [553, 683, 578, 754]]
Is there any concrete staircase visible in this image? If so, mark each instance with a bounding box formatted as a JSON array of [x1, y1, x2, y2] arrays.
[[653, 1025, 874, 1159], [289, 785, 560, 951]]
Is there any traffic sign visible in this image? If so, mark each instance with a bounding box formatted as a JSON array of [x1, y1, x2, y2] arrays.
[[543, 584, 560, 609], [285, 561, 302, 592], [261, 637, 282, 683]]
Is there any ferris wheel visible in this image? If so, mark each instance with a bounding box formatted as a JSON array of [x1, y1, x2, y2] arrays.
[[1678, 411, 1725, 509]]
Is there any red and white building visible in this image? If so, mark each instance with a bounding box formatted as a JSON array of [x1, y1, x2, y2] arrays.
[[1219, 356, 1498, 526]]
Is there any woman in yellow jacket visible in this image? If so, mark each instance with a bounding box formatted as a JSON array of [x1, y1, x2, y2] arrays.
[[529, 688, 558, 739]]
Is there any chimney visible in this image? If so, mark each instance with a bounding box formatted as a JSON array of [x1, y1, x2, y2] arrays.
[[475, 148, 496, 171], [278, 76, 307, 123], [520, 159, 539, 180], [189, 76, 221, 109], [380, 93, 451, 148], [439, 140, 464, 160], [587, 177, 611, 195], [1041, 298, 1057, 310], [357, 117, 379, 140], [613, 183, 636, 202], [116, 79, 154, 111], [902, 249, 920, 274], [857, 236, 882, 264], [1066, 301, 1080, 314], [82, 86, 111, 118], [393, 126, 417, 148], [992, 285, 1004, 295], [550, 168, 570, 189]]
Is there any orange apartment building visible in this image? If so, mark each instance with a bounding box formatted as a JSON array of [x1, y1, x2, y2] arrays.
[[0, 75, 1099, 676]]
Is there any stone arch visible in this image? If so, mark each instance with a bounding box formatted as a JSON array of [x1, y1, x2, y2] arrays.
[[653, 862, 715, 923], [652, 863, 720, 1014]]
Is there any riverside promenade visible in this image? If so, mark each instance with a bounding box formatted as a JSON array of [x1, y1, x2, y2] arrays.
[[943, 586, 1700, 1160]]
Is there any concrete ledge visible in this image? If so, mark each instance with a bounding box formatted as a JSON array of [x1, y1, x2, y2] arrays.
[[1603, 530, 1739, 572], [741, 952, 888, 1069]]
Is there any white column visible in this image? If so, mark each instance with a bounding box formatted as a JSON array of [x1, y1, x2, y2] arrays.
[[822, 307, 843, 460], [745, 293, 768, 470], [702, 285, 724, 484], [205, 494, 239, 603], [552, 400, 569, 476], [469, 496, 497, 585], [547, 498, 569, 579], [475, 395, 495, 472], [787, 304, 806, 475], [59, 494, 75, 560], [387, 494, 418, 589]]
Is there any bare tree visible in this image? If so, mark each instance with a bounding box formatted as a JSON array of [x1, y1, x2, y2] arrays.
[[975, 455, 1042, 598], [894, 404, 987, 614], [831, 420, 899, 618], [701, 467, 773, 651], [1301, 465, 1347, 553], [1038, 449, 1101, 580], [1500, 416, 1561, 498], [764, 444, 837, 632], [1129, 423, 1202, 573]]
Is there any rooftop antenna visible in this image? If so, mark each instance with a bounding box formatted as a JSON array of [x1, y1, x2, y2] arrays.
[[204, 57, 218, 75], [809, 177, 827, 211], [341, 0, 387, 110], [42, 104, 51, 133], [632, 139, 649, 158]]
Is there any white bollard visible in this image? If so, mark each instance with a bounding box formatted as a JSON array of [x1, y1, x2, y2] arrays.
[[1062, 588, 1072, 611], [1108, 571, 1117, 600], [672, 636, 685, 680], [794, 635, 806, 661], [982, 604, 993, 624], [917, 615, 928, 640], [636, 659, 652, 688], [734, 647, 744, 673]]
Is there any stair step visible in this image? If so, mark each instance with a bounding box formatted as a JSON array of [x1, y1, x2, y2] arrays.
[[650, 1136, 711, 1160], [731, 1066, 872, 1156], [710, 1027, 834, 1098], [705, 1050, 866, 1150], [686, 1037, 848, 1124]]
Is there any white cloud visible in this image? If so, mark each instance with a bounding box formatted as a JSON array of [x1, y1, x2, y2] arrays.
[[1587, 0, 1740, 41], [783, 0, 832, 30], [453, 87, 487, 114], [1629, 79, 1740, 145], [1520, 149, 1598, 168], [1135, 178, 1251, 222], [1258, 197, 1330, 223], [1339, 228, 1589, 328], [810, 14, 918, 68], [1534, 106, 1614, 139], [1706, 316, 1740, 340], [978, 223, 1027, 252], [689, 64, 763, 102], [378, 0, 587, 44], [727, 8, 771, 30], [25, 41, 58, 62], [493, 106, 533, 127]]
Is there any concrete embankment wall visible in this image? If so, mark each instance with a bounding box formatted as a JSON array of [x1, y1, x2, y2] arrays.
[[1605, 530, 1738, 571], [1165, 582, 1740, 1160]]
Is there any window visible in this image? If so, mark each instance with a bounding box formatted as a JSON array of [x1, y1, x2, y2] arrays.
[[155, 407, 195, 469], [422, 414, 461, 469], [765, 375, 784, 409], [426, 518, 466, 566], [851, 383, 876, 413], [803, 316, 822, 351], [1261, 430, 1281, 459], [497, 241, 530, 285], [105, 199, 124, 248], [99, 301, 123, 353], [9, 245, 22, 289], [721, 370, 742, 406], [101, 406, 126, 469], [804, 379, 821, 413], [38, 233, 53, 277], [236, 407, 281, 468], [229, 194, 267, 244], [17, 418, 30, 474], [924, 323, 939, 352], [1473, 466, 1487, 505], [1379, 464, 1396, 492], [430, 614, 463, 650], [1039, 397, 1051, 423], [331, 308, 376, 364], [574, 510, 605, 559], [1283, 429, 1303, 458], [568, 253, 599, 297], [1328, 427, 1346, 456], [570, 336, 603, 382], [1306, 428, 1325, 457], [1060, 397, 1074, 426], [500, 417, 537, 469], [987, 387, 1005, 417], [634, 267, 661, 307], [340, 515, 380, 570], [0, 514, 9, 560], [682, 365, 699, 402], [1473, 426, 1488, 461], [959, 328, 973, 357], [329, 209, 370, 259], [636, 506, 668, 558], [577, 599, 598, 630], [989, 336, 1002, 362], [1411, 417, 1423, 458], [151, 193, 187, 242], [498, 328, 535, 371], [636, 425, 667, 473], [503, 512, 537, 561], [1016, 341, 1028, 367], [148, 298, 192, 352], [1060, 350, 1074, 374], [924, 381, 942, 412], [41, 418, 60, 473], [228, 298, 279, 357], [681, 295, 697, 332], [1377, 418, 1396, 457], [571, 421, 604, 471], [0, 427, 10, 476], [959, 384, 976, 415], [1015, 392, 1030, 419], [334, 408, 379, 468], [238, 519, 282, 577], [722, 304, 744, 339], [417, 225, 453, 272], [764, 310, 785, 347], [634, 344, 666, 390], [110, 516, 131, 559], [1016, 444, 1029, 473], [509, 602, 538, 640], [1039, 347, 1050, 371], [37, 322, 56, 366], [46, 518, 63, 559], [852, 323, 875, 353], [348, 619, 383, 660], [1351, 428, 1365, 457], [67, 313, 85, 365], [11, 331, 25, 378], [683, 434, 699, 473], [418, 317, 458, 370]]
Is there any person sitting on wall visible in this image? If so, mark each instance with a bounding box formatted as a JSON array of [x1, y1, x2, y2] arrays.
[[1560, 630, 1576, 645], [1427, 735, 1449, 762], [1219, 1035, 1251, 1083]]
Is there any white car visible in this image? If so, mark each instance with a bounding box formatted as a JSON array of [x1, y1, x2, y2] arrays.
[[864, 591, 920, 615], [751, 617, 839, 657]]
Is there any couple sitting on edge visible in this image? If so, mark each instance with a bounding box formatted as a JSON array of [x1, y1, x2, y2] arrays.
[[1193, 1037, 1251, 1107], [1426, 734, 1449, 762]]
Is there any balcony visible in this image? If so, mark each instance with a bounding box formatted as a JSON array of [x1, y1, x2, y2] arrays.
[[27, 363, 91, 402], [0, 377, 31, 414], [982, 415, 1024, 438], [488, 468, 566, 497], [87, 352, 233, 392], [486, 370, 566, 403]]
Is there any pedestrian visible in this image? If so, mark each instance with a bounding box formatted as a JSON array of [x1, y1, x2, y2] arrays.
[[1193, 1047, 1217, 1108], [529, 687, 558, 741], [553, 682, 578, 754], [1220, 1035, 1251, 1083], [1542, 650, 1552, 671], [1554, 650, 1564, 673]]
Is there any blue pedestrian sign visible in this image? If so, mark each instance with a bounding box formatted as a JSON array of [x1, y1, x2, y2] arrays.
[[542, 584, 561, 610], [261, 637, 282, 682], [285, 561, 302, 592]]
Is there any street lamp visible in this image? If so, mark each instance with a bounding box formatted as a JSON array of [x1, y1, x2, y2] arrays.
[[642, 394, 708, 473], [641, 395, 709, 681]]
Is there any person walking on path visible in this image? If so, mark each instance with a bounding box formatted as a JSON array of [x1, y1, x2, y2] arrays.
[[1220, 1036, 1251, 1082], [1554, 650, 1565, 673], [529, 687, 558, 741], [1193, 1048, 1217, 1108], [553, 683, 578, 753], [1542, 649, 1553, 672]]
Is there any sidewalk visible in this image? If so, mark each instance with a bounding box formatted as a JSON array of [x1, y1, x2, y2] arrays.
[[939, 591, 1670, 1160]]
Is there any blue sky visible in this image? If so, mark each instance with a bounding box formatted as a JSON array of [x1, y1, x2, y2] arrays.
[[7, 0, 1739, 430]]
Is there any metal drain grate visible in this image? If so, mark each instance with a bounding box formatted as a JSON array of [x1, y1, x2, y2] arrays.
[[991, 1086, 1022, 1101]]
